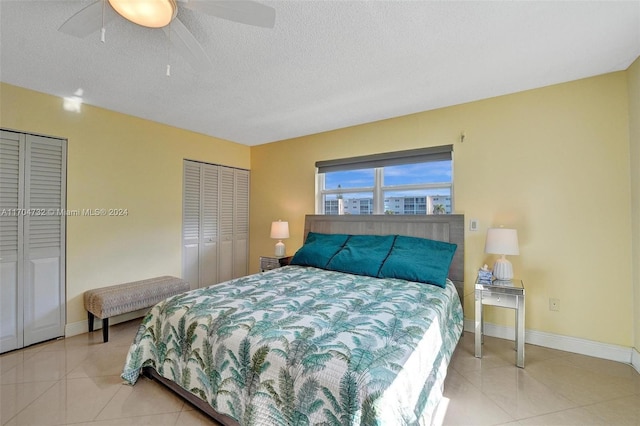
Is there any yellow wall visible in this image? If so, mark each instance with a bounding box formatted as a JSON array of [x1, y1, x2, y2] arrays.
[[0, 83, 250, 326], [250, 72, 633, 347], [628, 57, 640, 353]]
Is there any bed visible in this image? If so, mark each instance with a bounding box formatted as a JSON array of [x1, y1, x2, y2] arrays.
[[121, 214, 465, 425]]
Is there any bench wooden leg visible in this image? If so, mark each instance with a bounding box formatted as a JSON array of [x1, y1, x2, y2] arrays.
[[88, 312, 94, 332], [102, 318, 109, 342]]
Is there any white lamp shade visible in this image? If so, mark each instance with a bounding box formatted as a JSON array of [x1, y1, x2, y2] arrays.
[[109, 0, 177, 28], [270, 221, 290, 239], [485, 228, 519, 256]]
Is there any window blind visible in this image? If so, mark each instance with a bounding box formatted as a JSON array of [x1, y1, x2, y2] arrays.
[[315, 145, 452, 174]]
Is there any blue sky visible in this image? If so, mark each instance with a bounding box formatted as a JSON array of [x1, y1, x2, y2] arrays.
[[324, 161, 452, 190]]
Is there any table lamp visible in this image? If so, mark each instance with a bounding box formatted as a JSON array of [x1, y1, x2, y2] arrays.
[[270, 220, 289, 257], [485, 227, 519, 280]]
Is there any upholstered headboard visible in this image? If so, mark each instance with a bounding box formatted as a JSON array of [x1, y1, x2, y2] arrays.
[[303, 214, 465, 307]]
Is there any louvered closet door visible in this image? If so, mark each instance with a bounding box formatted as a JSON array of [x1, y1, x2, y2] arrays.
[[0, 130, 24, 352], [183, 161, 249, 288], [183, 161, 221, 289], [0, 131, 65, 351], [200, 165, 219, 287], [23, 135, 66, 346], [218, 167, 235, 283], [233, 169, 249, 278], [183, 161, 201, 290]]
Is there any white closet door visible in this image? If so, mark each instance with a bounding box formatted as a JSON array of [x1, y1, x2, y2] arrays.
[[200, 165, 219, 287], [23, 135, 66, 346], [217, 167, 235, 283], [182, 161, 249, 288], [183, 161, 201, 290], [0, 130, 24, 353], [233, 169, 249, 278]]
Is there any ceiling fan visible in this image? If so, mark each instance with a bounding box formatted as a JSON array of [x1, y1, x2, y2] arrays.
[[58, 0, 275, 72]]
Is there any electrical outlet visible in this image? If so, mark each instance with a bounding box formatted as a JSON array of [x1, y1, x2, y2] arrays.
[[549, 298, 560, 311]]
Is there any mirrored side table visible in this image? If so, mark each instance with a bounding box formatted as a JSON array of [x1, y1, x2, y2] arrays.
[[475, 276, 525, 368]]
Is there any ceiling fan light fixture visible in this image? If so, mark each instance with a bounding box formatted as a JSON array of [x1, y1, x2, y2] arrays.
[[108, 0, 177, 28]]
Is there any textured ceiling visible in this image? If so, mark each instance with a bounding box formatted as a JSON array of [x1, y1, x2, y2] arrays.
[[1, 1, 639, 146]]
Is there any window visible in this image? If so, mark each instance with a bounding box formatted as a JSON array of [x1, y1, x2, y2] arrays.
[[316, 145, 453, 215]]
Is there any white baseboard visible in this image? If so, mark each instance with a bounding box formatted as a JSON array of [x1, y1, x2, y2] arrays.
[[464, 319, 633, 366], [65, 308, 149, 337], [632, 347, 640, 374]]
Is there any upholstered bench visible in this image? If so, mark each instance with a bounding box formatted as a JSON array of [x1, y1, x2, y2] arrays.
[[84, 276, 190, 342]]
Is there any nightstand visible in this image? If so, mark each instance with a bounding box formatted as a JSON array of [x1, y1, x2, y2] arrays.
[[259, 255, 292, 272], [475, 276, 525, 368]]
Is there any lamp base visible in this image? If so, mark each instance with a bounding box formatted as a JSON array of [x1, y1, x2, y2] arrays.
[[274, 241, 286, 257], [493, 256, 513, 281]]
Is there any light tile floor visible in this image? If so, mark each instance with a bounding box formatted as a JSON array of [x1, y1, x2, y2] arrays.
[[445, 332, 640, 425], [1, 321, 639, 425]]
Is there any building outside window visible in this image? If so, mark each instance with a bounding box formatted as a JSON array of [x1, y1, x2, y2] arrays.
[[316, 146, 453, 215]]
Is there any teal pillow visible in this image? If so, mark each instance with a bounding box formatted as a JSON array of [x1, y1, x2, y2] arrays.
[[290, 232, 350, 269], [378, 235, 457, 288], [325, 235, 396, 277]]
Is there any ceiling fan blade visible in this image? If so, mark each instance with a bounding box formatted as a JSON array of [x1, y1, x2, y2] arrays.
[[180, 0, 275, 28], [58, 0, 116, 38], [163, 17, 214, 72]]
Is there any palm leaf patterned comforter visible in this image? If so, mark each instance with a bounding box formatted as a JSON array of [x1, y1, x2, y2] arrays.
[[121, 265, 463, 425]]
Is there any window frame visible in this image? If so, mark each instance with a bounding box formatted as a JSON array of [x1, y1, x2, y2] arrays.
[[315, 145, 454, 215]]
